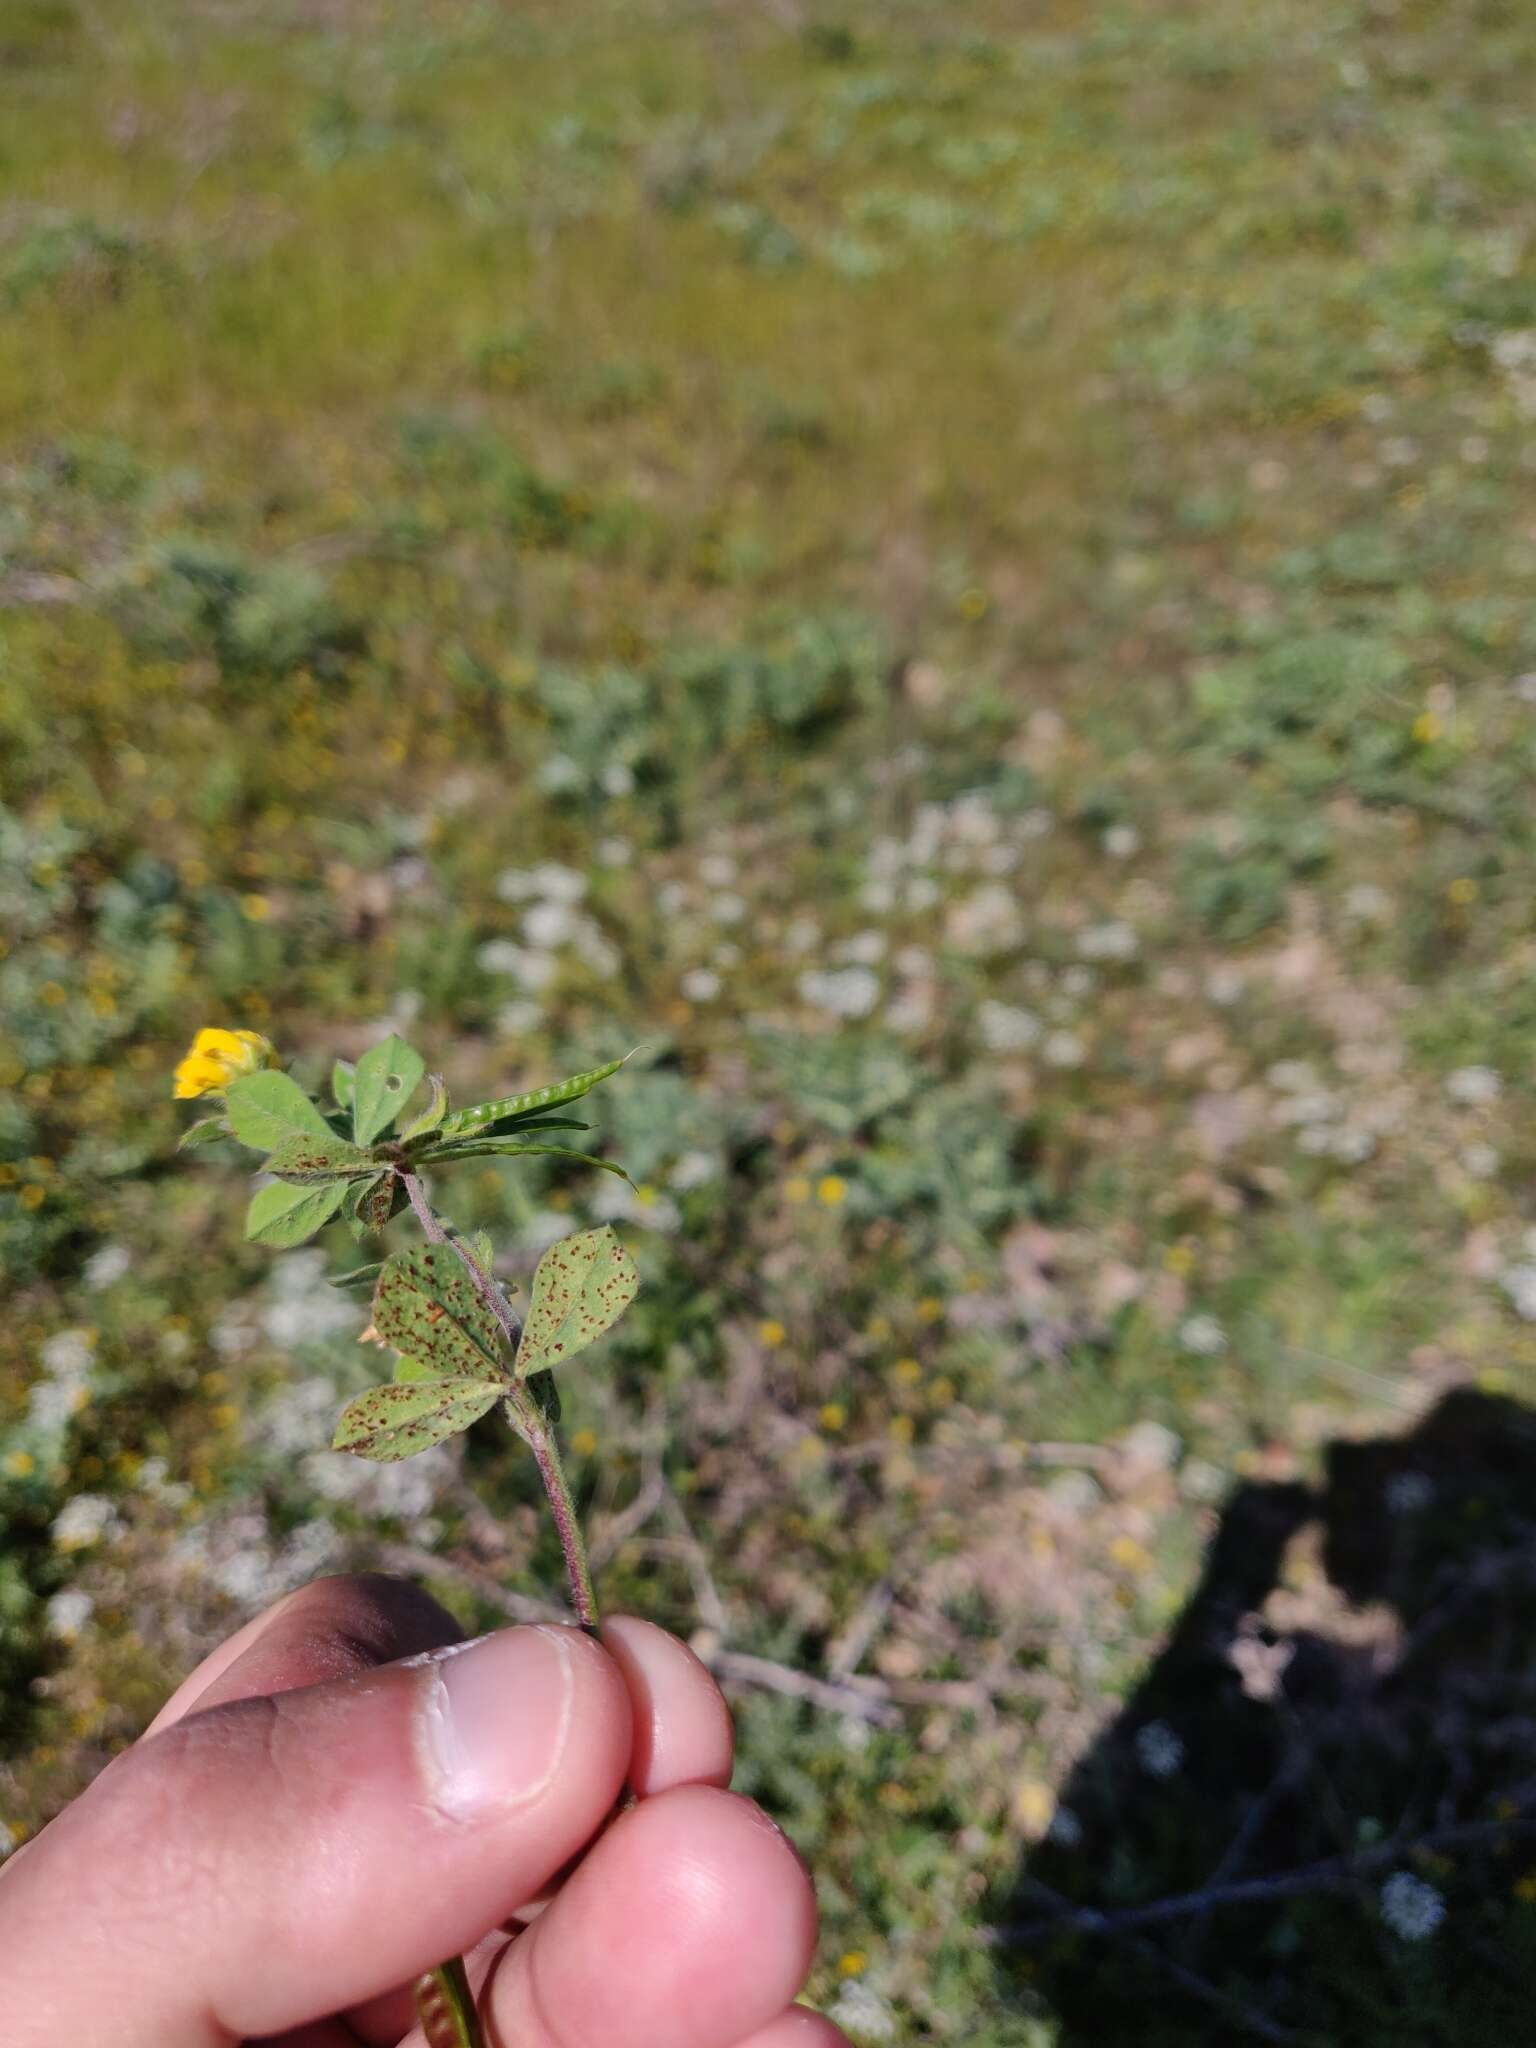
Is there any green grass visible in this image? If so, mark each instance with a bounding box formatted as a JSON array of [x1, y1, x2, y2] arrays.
[[3, 1, 1536, 2038]]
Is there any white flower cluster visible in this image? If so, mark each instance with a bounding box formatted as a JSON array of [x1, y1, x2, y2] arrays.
[[482, 862, 619, 1017], [859, 789, 1042, 921], [51, 1493, 121, 1551], [799, 965, 882, 1019], [1500, 1264, 1536, 1323], [1380, 1871, 1445, 1941], [1445, 1064, 1502, 1108], [83, 1243, 131, 1290], [260, 1252, 361, 1352], [1178, 1314, 1227, 1357], [29, 1327, 95, 1431], [45, 1589, 95, 1640], [175, 1509, 342, 1608], [827, 1981, 897, 2042], [1268, 1059, 1380, 1164], [977, 1001, 1042, 1053]]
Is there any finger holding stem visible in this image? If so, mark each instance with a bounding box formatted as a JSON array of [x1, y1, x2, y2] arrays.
[[398, 1169, 601, 2044]]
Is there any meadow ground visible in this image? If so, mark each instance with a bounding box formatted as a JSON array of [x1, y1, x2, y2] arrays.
[[4, 1, 1536, 2039]]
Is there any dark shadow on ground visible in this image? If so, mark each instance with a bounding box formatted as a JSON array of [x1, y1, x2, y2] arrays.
[[993, 1390, 1536, 2046]]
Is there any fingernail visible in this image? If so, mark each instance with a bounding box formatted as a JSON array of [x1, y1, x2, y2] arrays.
[[416, 1625, 575, 1821]]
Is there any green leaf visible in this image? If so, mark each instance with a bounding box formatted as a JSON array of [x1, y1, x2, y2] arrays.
[[265, 1133, 379, 1181], [225, 1071, 336, 1152], [526, 1368, 562, 1426], [359, 1171, 400, 1231], [400, 1073, 449, 1142], [437, 1054, 631, 1140], [332, 1058, 356, 1111], [417, 1140, 633, 1184], [328, 1260, 385, 1292], [352, 1034, 426, 1145], [245, 1178, 349, 1247], [341, 1173, 400, 1236], [489, 1115, 591, 1135], [392, 1355, 437, 1383], [177, 1115, 229, 1150], [516, 1225, 639, 1378], [332, 1378, 502, 1461], [372, 1244, 509, 1380]]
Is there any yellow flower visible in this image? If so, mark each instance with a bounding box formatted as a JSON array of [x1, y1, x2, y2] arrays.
[[1013, 1778, 1057, 1839], [758, 1318, 787, 1349], [816, 1174, 848, 1207], [172, 1027, 279, 1100]]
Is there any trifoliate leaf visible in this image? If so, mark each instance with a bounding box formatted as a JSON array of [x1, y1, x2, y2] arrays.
[[332, 1059, 356, 1112], [245, 1177, 349, 1247], [516, 1225, 638, 1378], [437, 1054, 631, 1140], [371, 1244, 509, 1380], [400, 1073, 449, 1142], [264, 1133, 379, 1181], [332, 1377, 502, 1461], [352, 1034, 426, 1146], [225, 1071, 337, 1152]]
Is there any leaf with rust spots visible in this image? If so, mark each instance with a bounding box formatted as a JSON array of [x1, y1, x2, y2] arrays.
[[515, 1225, 638, 1379], [371, 1244, 510, 1381], [332, 1378, 502, 1461], [265, 1133, 379, 1181]]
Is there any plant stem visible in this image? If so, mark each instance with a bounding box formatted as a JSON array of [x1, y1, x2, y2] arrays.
[[516, 1403, 599, 1630], [398, 1170, 600, 1629], [401, 1169, 520, 1350], [397, 1169, 602, 2047]]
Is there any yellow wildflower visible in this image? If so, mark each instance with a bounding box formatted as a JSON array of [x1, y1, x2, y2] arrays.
[[172, 1027, 278, 1100], [816, 1174, 848, 1207], [758, 1318, 787, 1349], [1013, 1778, 1056, 1839]]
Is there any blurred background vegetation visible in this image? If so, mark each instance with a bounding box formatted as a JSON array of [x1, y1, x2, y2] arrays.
[[3, 0, 1536, 2038]]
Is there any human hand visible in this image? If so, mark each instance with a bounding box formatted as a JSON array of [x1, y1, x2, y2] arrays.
[[0, 1573, 851, 2048]]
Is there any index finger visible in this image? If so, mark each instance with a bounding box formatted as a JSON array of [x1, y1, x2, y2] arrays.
[[145, 1572, 463, 1735]]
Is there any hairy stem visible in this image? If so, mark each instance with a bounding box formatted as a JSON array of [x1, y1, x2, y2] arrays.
[[398, 1168, 601, 2047], [401, 1169, 520, 1349], [398, 1169, 599, 1629], [513, 1394, 599, 1630]]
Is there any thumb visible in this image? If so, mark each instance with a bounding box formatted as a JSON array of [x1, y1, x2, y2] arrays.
[[0, 1624, 630, 2046]]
